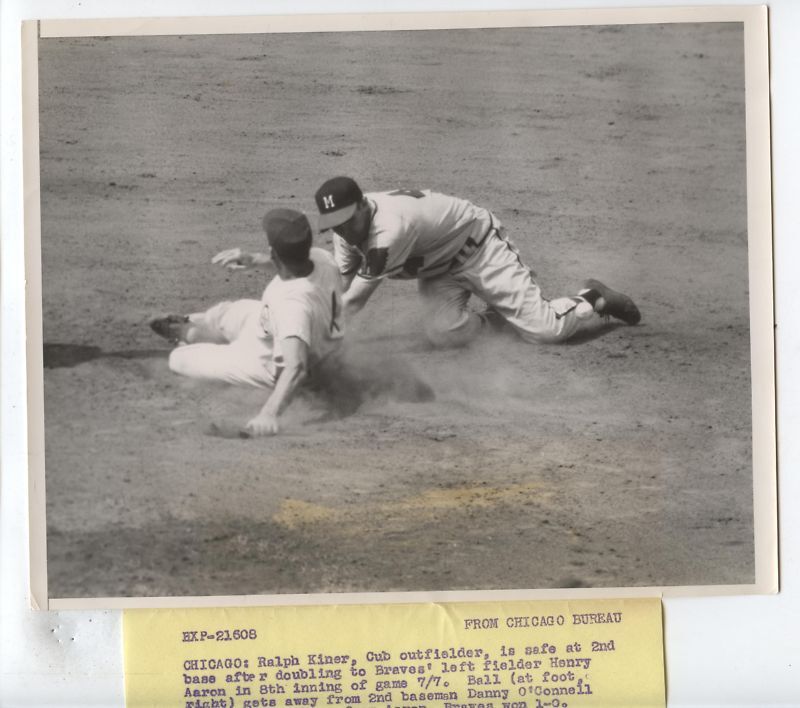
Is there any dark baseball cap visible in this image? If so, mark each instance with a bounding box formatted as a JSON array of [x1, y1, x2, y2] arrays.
[[314, 176, 363, 231], [262, 208, 312, 261]]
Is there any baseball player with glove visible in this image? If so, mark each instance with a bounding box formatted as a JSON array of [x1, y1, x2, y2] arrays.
[[307, 176, 641, 348], [150, 208, 344, 436]]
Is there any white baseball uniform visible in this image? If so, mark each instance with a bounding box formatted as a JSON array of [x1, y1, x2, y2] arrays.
[[332, 189, 599, 347], [260, 247, 344, 371], [168, 248, 344, 387]]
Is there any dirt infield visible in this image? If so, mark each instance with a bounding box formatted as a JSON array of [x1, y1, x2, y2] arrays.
[[37, 23, 754, 599]]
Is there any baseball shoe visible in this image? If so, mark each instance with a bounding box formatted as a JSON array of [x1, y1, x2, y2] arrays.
[[581, 279, 641, 325], [149, 314, 190, 344]]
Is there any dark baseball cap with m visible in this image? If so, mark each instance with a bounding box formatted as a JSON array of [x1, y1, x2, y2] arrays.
[[315, 176, 363, 231], [263, 208, 312, 263]]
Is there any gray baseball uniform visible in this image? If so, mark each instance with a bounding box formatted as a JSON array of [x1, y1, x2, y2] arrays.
[[331, 189, 598, 347]]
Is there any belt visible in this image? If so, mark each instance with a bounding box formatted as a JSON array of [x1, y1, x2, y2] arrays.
[[451, 217, 498, 268]]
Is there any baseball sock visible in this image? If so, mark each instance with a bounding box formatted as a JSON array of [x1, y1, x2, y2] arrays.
[[577, 288, 601, 307]]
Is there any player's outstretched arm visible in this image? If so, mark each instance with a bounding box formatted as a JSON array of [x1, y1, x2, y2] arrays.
[[343, 275, 381, 318], [246, 337, 309, 436], [212, 247, 273, 271]]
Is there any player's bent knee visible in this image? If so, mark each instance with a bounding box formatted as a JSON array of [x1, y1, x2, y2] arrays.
[[167, 346, 217, 378], [168, 345, 223, 379], [424, 312, 482, 348], [167, 347, 192, 376]]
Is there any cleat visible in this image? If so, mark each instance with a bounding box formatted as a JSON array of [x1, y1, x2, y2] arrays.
[[581, 279, 641, 325], [149, 314, 190, 344]]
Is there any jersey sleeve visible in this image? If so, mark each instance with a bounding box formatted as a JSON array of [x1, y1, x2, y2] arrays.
[[332, 234, 362, 277]]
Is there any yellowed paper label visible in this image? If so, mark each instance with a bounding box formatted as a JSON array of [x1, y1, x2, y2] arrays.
[[124, 598, 664, 707]]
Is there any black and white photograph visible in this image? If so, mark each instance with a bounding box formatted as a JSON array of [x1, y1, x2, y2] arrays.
[[29, 9, 775, 605]]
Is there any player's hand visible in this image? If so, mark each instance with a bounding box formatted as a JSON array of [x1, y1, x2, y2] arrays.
[[212, 247, 257, 270], [246, 412, 279, 437]]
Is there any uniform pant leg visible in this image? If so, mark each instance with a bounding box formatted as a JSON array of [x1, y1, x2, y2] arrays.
[[457, 231, 602, 343], [417, 275, 483, 348], [185, 299, 262, 344], [168, 299, 276, 388]]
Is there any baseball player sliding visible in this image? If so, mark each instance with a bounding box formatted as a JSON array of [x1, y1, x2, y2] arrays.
[[150, 208, 344, 436], [313, 176, 641, 347], [216, 177, 640, 347]]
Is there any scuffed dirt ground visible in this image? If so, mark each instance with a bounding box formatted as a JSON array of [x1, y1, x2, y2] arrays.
[[37, 24, 754, 599]]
